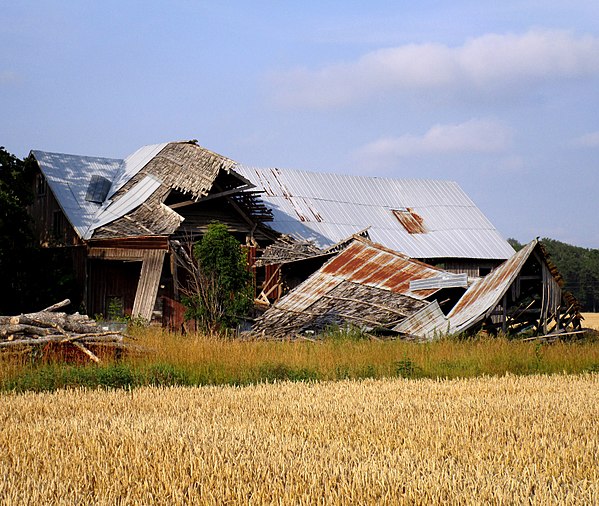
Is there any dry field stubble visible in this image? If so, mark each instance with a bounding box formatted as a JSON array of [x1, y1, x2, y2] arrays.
[[2, 374, 598, 505], [582, 313, 599, 330]]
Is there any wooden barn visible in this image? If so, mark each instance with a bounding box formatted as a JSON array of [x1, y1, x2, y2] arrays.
[[28, 141, 276, 322], [29, 139, 547, 336]]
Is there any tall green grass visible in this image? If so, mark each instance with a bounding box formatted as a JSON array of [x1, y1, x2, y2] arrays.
[[2, 328, 599, 392]]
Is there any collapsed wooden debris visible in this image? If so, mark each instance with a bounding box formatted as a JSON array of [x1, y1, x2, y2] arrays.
[[255, 234, 325, 267], [0, 299, 133, 363], [253, 237, 585, 341], [253, 236, 452, 338]]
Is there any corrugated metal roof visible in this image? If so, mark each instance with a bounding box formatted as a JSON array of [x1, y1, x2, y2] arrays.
[[86, 175, 163, 237], [32, 150, 123, 238], [447, 240, 538, 333], [107, 143, 168, 199], [34, 142, 246, 240], [393, 300, 450, 340], [236, 166, 514, 260], [276, 237, 445, 316], [33, 146, 166, 239], [410, 273, 468, 291]]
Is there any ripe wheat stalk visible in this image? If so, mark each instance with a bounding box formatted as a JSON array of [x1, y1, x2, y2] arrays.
[[1, 374, 598, 504]]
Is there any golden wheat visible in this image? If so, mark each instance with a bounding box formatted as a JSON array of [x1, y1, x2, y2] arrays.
[[582, 313, 599, 331], [2, 375, 598, 505]]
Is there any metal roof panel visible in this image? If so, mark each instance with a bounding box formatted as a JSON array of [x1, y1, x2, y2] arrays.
[[447, 240, 538, 333], [237, 166, 514, 260], [32, 150, 123, 238]]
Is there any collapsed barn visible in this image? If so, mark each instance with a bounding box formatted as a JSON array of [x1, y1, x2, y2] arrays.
[[27, 140, 581, 339]]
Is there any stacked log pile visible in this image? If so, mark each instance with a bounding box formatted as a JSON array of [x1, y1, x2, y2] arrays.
[[0, 300, 130, 363]]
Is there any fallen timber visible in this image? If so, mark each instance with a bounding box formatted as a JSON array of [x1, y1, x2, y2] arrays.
[[0, 299, 133, 363]]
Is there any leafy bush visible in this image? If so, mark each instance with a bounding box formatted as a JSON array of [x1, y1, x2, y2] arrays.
[[182, 223, 253, 332]]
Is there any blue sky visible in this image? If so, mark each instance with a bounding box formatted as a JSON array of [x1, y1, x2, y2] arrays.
[[2, 1, 598, 248]]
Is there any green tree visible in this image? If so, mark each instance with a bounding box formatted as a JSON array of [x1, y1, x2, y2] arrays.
[[507, 238, 524, 251], [0, 147, 35, 312], [541, 238, 599, 312], [182, 223, 253, 332], [0, 147, 77, 313]]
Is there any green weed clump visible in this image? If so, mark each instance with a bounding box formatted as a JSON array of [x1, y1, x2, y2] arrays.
[[2, 327, 599, 392]]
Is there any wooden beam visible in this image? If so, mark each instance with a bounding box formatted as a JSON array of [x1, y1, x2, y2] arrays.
[[132, 250, 167, 321]]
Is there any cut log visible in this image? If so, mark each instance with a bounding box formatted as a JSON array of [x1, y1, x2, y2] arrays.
[[0, 324, 51, 337], [0, 305, 136, 361], [41, 299, 71, 312]]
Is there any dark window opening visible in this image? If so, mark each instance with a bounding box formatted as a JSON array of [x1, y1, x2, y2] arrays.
[[36, 173, 46, 197], [52, 210, 64, 239], [85, 175, 111, 203], [479, 267, 492, 277]]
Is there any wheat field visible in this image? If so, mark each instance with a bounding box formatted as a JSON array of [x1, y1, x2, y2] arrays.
[[2, 375, 598, 505], [582, 313, 599, 330]]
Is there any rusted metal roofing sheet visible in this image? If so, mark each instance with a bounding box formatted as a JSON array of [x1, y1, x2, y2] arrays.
[[272, 236, 445, 315], [254, 236, 447, 337], [318, 237, 446, 299], [393, 300, 450, 340], [447, 240, 538, 333], [236, 166, 514, 260]]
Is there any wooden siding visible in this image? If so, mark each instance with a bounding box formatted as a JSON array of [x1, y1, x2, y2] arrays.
[[88, 236, 169, 250], [432, 259, 502, 277], [28, 170, 81, 247], [87, 259, 142, 317]]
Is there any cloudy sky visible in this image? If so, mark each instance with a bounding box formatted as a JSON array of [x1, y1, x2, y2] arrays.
[[2, 1, 598, 248]]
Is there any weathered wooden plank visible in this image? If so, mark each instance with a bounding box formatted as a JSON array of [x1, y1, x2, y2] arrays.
[[132, 250, 167, 321]]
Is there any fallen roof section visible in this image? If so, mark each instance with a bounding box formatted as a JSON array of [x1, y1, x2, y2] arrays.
[[33, 141, 255, 240], [236, 166, 515, 261], [253, 236, 450, 338], [393, 300, 450, 340], [256, 234, 325, 267], [447, 239, 582, 336]]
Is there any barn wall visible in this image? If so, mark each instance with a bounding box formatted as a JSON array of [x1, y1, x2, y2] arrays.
[[87, 259, 142, 318], [430, 259, 503, 277], [28, 170, 81, 247]]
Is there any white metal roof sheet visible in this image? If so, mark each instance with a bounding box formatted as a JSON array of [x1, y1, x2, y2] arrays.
[[237, 166, 514, 260], [33, 144, 168, 239], [32, 150, 123, 238], [107, 143, 168, 199], [86, 174, 163, 237]]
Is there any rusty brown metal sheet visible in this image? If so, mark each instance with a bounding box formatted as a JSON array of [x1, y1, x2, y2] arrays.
[[392, 208, 426, 234], [275, 237, 445, 318], [321, 240, 443, 297], [447, 240, 538, 333]]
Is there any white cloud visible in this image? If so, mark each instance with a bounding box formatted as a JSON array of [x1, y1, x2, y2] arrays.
[[271, 29, 599, 108], [572, 130, 599, 147], [355, 119, 511, 166]]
